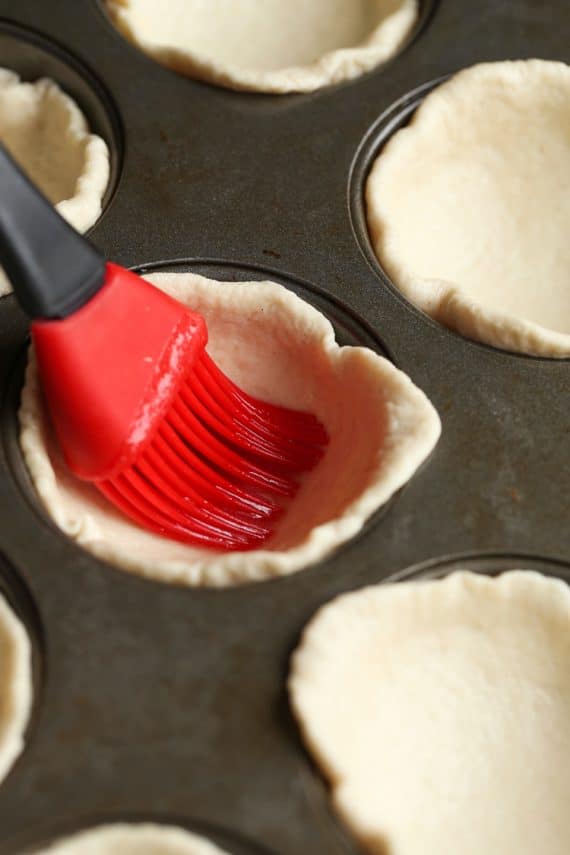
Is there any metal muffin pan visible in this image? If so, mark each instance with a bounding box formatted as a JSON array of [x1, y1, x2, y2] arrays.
[[0, 0, 568, 852]]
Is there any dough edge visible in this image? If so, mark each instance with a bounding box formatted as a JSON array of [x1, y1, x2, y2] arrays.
[[18, 272, 441, 588]]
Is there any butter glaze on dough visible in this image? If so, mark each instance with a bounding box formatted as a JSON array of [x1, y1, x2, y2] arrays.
[[19, 272, 440, 588], [0, 593, 32, 787], [34, 824, 229, 854], [104, 0, 418, 93], [290, 570, 570, 854], [0, 68, 109, 296], [366, 60, 570, 356]]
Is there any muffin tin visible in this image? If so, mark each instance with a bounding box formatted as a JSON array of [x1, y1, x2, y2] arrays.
[[0, 0, 568, 852]]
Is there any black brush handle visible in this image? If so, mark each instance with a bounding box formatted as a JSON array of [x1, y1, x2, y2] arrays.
[[0, 142, 106, 320]]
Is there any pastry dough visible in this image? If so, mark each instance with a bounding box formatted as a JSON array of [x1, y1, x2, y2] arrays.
[[0, 68, 110, 296], [34, 823, 229, 854], [366, 60, 570, 356], [19, 272, 440, 587], [0, 592, 32, 786], [290, 570, 570, 854], [104, 0, 418, 93]]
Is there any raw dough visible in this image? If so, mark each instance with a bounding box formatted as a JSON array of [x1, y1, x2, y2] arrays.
[[33, 823, 229, 854], [290, 570, 570, 854], [0, 592, 32, 786], [366, 60, 570, 357], [0, 68, 110, 296], [104, 0, 418, 93], [19, 272, 440, 587]]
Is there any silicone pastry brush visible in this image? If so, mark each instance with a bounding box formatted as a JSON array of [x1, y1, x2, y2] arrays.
[[0, 143, 328, 550]]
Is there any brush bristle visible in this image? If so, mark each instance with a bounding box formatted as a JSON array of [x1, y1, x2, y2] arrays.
[[98, 351, 328, 550]]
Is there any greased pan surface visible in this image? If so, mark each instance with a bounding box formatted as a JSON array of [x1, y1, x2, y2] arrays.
[[0, 1, 568, 853]]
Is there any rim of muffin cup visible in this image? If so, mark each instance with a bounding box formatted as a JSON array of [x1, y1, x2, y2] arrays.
[[383, 550, 570, 584]]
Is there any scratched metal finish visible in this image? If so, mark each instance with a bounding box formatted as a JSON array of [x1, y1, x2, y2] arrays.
[[0, 1, 567, 852]]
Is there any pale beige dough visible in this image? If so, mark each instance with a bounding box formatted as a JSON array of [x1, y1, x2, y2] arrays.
[[19, 272, 440, 587], [104, 0, 418, 93], [0, 68, 110, 296], [0, 592, 32, 786], [33, 823, 229, 854], [290, 570, 570, 854], [366, 60, 570, 357]]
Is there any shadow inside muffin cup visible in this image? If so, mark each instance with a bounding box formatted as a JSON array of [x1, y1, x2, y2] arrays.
[[0, 20, 122, 234], [4, 260, 429, 586]]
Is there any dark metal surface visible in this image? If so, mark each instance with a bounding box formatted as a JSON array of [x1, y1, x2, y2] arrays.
[[0, 1, 567, 852]]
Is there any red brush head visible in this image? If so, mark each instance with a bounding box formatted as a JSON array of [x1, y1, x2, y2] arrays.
[[31, 263, 208, 481]]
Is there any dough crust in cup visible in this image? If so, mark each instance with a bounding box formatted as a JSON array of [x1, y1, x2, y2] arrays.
[[104, 0, 418, 93], [18, 272, 440, 587], [290, 570, 570, 854], [366, 60, 570, 357], [0, 68, 110, 297]]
